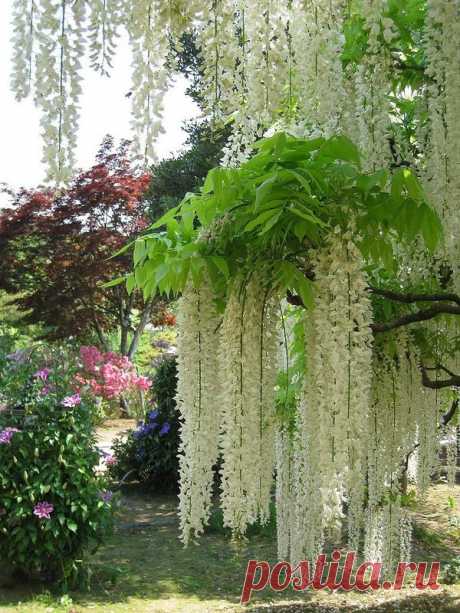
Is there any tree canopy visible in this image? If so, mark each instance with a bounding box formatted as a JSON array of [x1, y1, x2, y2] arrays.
[[0, 137, 157, 356]]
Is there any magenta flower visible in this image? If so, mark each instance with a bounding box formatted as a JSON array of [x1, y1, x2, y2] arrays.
[[105, 454, 117, 467], [61, 393, 81, 408], [40, 384, 53, 396], [77, 347, 152, 401], [33, 368, 51, 381], [0, 427, 20, 445], [80, 346, 103, 373], [133, 375, 152, 392], [33, 501, 54, 519]]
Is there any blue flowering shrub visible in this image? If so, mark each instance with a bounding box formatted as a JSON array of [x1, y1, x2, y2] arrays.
[[0, 348, 114, 586], [108, 354, 180, 492]]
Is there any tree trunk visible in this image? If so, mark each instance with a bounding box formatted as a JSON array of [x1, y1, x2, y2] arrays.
[[127, 297, 154, 360], [118, 291, 135, 356], [119, 396, 130, 417], [120, 323, 129, 356], [92, 315, 110, 352]]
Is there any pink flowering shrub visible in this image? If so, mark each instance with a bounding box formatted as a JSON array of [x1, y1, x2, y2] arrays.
[[76, 346, 151, 401]]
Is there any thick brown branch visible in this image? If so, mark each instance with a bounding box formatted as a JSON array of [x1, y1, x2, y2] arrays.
[[369, 286, 460, 306], [371, 304, 460, 333], [288, 287, 460, 333], [441, 399, 459, 426], [421, 363, 460, 389]]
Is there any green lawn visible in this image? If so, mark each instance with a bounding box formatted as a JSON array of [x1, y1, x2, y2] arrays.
[[1, 486, 459, 613]]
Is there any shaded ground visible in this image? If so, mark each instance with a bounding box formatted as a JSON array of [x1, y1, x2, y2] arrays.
[[0, 482, 459, 613]]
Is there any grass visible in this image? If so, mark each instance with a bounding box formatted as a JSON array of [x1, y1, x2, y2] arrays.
[[0, 484, 459, 613]]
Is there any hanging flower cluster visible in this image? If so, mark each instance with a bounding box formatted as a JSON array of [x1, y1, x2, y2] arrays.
[[175, 274, 280, 543], [127, 1, 176, 164], [365, 330, 444, 573], [275, 427, 295, 560], [87, 0, 124, 77], [424, 0, 460, 288], [172, 229, 456, 574], [10, 0, 411, 178], [290, 0, 347, 138], [33, 0, 86, 183], [10, 0, 36, 101], [175, 280, 221, 545], [352, 0, 395, 172], [219, 276, 279, 535], [284, 231, 374, 563]]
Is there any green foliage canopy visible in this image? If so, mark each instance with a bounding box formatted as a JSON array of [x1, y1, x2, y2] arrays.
[[128, 132, 442, 310]]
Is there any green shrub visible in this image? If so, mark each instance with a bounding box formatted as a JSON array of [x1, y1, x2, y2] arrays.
[[0, 355, 113, 587], [441, 557, 460, 585], [109, 354, 180, 492]]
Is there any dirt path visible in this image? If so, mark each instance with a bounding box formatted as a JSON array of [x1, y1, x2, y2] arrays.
[[95, 418, 136, 464]]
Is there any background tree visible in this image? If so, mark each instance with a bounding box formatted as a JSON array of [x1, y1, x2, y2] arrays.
[[0, 137, 161, 358], [145, 33, 229, 222], [146, 121, 228, 222]]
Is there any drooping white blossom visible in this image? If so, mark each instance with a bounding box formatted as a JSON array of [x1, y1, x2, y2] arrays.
[[425, 0, 460, 287], [34, 0, 86, 183], [10, 0, 37, 100], [275, 427, 295, 560], [8, 0, 399, 178], [87, 0, 124, 77], [176, 280, 221, 545], [219, 276, 279, 536], [288, 230, 374, 561]]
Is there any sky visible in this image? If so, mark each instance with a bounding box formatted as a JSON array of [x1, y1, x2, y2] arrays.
[[0, 1, 200, 207]]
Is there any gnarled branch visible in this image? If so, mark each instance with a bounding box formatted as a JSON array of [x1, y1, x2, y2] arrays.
[[371, 304, 460, 333], [421, 363, 460, 389], [369, 286, 460, 307], [288, 284, 460, 333]]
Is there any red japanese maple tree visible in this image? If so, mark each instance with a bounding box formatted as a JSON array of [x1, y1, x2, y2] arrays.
[[0, 136, 164, 357]]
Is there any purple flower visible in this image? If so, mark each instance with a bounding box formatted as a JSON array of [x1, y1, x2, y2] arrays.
[[134, 420, 158, 438], [146, 422, 158, 432], [40, 384, 53, 397], [147, 410, 159, 421], [61, 393, 81, 408], [99, 490, 113, 504], [0, 427, 20, 445], [154, 339, 171, 350], [105, 454, 117, 467], [33, 501, 54, 519], [159, 422, 170, 436], [33, 368, 51, 382], [6, 349, 29, 364], [133, 426, 144, 440]]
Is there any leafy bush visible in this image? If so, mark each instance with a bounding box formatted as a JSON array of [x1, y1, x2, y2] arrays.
[[441, 557, 460, 585], [108, 354, 180, 492], [0, 351, 114, 587]]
